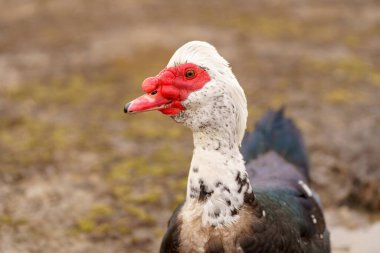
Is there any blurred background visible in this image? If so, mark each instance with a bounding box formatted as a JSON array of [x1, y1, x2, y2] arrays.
[[0, 0, 380, 252]]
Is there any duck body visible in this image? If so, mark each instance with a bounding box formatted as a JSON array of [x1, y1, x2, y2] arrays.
[[124, 41, 330, 253], [162, 188, 328, 253], [160, 110, 330, 253]]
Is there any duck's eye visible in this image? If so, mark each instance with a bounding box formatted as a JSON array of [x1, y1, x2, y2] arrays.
[[185, 69, 195, 79], [150, 90, 158, 95]]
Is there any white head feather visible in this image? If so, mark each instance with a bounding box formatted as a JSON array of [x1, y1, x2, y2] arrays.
[[167, 41, 248, 146]]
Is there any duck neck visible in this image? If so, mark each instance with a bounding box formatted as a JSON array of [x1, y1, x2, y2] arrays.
[[185, 128, 253, 227]]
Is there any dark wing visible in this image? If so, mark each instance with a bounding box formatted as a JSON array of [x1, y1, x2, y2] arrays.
[[241, 157, 330, 253], [241, 108, 310, 181], [240, 109, 329, 252], [159, 203, 183, 253]]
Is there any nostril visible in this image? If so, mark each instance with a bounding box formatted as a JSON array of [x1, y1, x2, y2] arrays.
[[124, 102, 131, 113]]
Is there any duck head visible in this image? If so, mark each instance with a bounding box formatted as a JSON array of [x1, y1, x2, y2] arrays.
[[125, 41, 248, 146]]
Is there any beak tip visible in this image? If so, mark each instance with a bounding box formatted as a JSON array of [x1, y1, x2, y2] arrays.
[[124, 102, 131, 113]]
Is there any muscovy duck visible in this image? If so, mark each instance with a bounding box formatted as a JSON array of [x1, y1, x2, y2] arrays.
[[124, 41, 330, 253]]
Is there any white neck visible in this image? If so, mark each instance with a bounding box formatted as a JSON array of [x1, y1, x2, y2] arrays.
[[166, 40, 252, 227], [184, 128, 253, 227]]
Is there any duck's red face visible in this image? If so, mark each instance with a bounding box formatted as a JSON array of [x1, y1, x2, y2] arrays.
[[124, 63, 211, 115]]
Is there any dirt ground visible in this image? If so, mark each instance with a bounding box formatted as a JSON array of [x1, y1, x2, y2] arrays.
[[0, 0, 380, 252]]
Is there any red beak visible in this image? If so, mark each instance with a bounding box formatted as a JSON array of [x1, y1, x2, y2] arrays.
[[124, 93, 172, 114], [124, 62, 208, 115]]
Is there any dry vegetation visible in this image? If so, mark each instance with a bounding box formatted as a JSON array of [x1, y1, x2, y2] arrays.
[[0, 0, 380, 252]]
